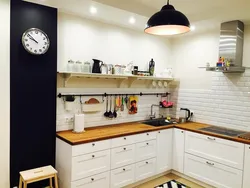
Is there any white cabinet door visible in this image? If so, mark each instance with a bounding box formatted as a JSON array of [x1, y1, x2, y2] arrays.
[[110, 164, 135, 188], [172, 128, 185, 173], [72, 139, 111, 157], [135, 158, 156, 181], [111, 144, 135, 169], [243, 144, 250, 188], [111, 135, 136, 148], [72, 150, 110, 181], [135, 140, 156, 162], [185, 131, 244, 170], [156, 129, 172, 174], [135, 132, 157, 143], [71, 171, 110, 188], [184, 153, 243, 188]]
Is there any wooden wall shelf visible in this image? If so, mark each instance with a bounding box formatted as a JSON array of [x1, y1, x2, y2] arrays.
[[58, 72, 174, 87]]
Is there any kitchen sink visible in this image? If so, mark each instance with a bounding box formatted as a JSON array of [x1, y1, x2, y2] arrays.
[[142, 119, 175, 127], [199, 126, 247, 137]]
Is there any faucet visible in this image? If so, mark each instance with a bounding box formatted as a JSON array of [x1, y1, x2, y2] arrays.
[[149, 104, 160, 119]]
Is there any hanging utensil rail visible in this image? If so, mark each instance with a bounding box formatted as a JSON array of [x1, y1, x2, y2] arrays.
[[58, 92, 170, 98]]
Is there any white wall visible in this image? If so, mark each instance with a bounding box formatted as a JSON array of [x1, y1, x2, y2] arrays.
[[0, 0, 10, 187], [58, 12, 172, 73], [57, 12, 173, 131], [170, 26, 250, 131]]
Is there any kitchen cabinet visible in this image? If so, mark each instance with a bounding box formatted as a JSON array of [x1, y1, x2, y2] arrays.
[[156, 129, 172, 174], [135, 140, 156, 162], [111, 144, 135, 169], [110, 164, 135, 188], [111, 135, 136, 148], [72, 149, 111, 181], [135, 158, 156, 181], [243, 144, 250, 188], [184, 153, 243, 188], [185, 131, 244, 169], [71, 171, 110, 188], [172, 128, 185, 173]]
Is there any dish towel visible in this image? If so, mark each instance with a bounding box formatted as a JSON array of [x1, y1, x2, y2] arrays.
[[155, 180, 190, 188]]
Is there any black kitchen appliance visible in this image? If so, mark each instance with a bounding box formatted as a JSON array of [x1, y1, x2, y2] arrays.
[[92, 59, 103, 73]]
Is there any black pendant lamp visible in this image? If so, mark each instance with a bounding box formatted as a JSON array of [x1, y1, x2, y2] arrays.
[[145, 0, 190, 35]]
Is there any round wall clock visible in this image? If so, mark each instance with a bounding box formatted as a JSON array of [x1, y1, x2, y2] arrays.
[[22, 28, 50, 55]]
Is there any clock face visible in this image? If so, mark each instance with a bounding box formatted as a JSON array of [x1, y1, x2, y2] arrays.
[[22, 28, 50, 55]]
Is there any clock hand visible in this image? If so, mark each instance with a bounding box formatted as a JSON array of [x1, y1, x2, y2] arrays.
[[27, 34, 38, 44]]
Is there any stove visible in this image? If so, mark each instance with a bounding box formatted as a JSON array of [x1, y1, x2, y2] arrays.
[[199, 126, 247, 137]]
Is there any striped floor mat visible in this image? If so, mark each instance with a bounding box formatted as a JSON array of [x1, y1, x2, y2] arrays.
[[155, 180, 190, 188]]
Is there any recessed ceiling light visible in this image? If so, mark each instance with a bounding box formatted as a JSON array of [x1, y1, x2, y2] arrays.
[[90, 6, 97, 14], [129, 17, 136, 24], [190, 25, 196, 31]]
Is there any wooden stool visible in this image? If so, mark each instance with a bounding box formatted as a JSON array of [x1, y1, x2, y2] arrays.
[[19, 165, 59, 188]]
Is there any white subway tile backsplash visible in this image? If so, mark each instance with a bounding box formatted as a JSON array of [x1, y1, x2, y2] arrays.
[[170, 70, 250, 131]]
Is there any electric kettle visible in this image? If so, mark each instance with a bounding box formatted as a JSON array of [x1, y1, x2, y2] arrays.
[[179, 108, 191, 123], [92, 59, 103, 73]]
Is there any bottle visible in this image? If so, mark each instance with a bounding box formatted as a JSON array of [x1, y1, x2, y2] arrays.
[[149, 58, 155, 76]]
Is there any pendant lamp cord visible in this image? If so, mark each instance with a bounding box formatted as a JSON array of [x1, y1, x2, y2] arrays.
[[167, 0, 170, 5]]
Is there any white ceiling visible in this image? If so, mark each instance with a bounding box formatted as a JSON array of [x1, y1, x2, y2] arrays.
[[26, 0, 250, 35]]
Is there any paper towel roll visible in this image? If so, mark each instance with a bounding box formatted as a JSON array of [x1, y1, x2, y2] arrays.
[[74, 114, 85, 133]]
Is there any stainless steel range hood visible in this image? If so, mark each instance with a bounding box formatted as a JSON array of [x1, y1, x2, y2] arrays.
[[206, 20, 245, 73]]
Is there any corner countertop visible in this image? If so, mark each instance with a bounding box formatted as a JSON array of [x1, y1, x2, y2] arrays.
[[56, 122, 250, 145]]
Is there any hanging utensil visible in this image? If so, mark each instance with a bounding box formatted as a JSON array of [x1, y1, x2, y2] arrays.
[[113, 96, 117, 118], [121, 96, 124, 111], [108, 95, 114, 119], [104, 96, 109, 117]]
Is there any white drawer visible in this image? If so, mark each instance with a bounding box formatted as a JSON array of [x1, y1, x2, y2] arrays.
[[72, 139, 111, 157], [185, 131, 244, 169], [184, 153, 243, 188], [111, 135, 136, 148], [71, 171, 110, 188], [72, 149, 110, 181], [135, 131, 157, 143], [110, 164, 135, 188], [135, 158, 156, 182], [136, 140, 156, 162], [111, 144, 135, 169]]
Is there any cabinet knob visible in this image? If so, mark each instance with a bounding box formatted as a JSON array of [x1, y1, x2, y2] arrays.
[[91, 178, 94, 181], [124, 137, 126, 140], [92, 155, 95, 158], [147, 133, 149, 136], [123, 168, 126, 171], [124, 148, 126, 150], [146, 143, 149, 145], [92, 143, 95, 146], [146, 161, 149, 164], [158, 131, 161, 133], [181, 131, 184, 133]]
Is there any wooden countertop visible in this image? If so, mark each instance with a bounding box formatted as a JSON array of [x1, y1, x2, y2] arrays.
[[56, 122, 250, 145]]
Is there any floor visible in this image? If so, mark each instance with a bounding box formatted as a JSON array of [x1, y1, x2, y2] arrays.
[[135, 173, 204, 188]]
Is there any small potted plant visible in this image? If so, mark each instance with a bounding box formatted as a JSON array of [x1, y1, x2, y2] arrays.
[[64, 95, 75, 111]]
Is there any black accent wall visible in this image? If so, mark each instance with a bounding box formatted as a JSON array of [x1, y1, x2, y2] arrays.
[[10, 1, 57, 187]]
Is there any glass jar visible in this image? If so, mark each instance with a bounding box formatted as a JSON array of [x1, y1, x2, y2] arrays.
[[75, 61, 82, 73], [67, 60, 75, 72]]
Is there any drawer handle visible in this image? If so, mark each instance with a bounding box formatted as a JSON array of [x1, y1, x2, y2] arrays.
[[158, 131, 161, 133], [146, 161, 149, 164], [207, 137, 216, 141], [146, 143, 149, 145], [92, 155, 95, 158], [181, 131, 184, 133], [206, 161, 214, 166], [123, 148, 126, 151], [147, 133, 149, 136], [123, 168, 126, 171], [91, 178, 94, 181], [92, 143, 95, 146], [124, 137, 126, 140]]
